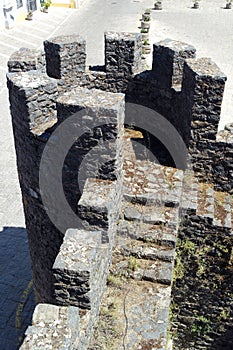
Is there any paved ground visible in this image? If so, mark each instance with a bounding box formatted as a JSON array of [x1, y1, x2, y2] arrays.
[[148, 0, 233, 131], [0, 228, 35, 350], [0, 0, 232, 348]]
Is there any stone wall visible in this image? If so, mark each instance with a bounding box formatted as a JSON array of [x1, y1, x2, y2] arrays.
[[8, 35, 231, 195], [170, 178, 233, 349], [8, 47, 46, 73], [7, 69, 124, 304], [7, 71, 60, 303], [7, 31, 232, 350]]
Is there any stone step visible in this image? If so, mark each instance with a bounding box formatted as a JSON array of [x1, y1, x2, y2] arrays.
[[77, 178, 121, 243], [180, 170, 198, 212], [118, 219, 177, 248], [111, 256, 173, 286], [89, 278, 170, 350], [115, 236, 175, 263], [123, 159, 183, 207], [180, 173, 232, 231], [122, 202, 179, 229], [196, 182, 215, 220], [213, 191, 232, 229], [119, 200, 178, 248]]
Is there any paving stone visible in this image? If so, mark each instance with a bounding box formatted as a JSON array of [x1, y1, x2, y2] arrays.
[[124, 206, 142, 221]]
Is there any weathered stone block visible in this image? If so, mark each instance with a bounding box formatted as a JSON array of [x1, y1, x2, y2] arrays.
[[8, 47, 45, 73], [53, 228, 107, 309], [105, 31, 142, 76], [152, 39, 196, 88], [44, 34, 86, 79]]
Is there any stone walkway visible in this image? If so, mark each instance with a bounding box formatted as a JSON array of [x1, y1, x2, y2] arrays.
[[88, 130, 183, 349]]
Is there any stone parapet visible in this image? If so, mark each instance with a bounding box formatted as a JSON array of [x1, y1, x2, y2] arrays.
[[152, 39, 196, 89], [78, 178, 122, 242], [53, 228, 108, 309], [56, 87, 124, 213], [44, 34, 86, 80], [20, 304, 80, 350], [8, 48, 46, 73], [182, 57, 226, 143], [105, 31, 142, 76], [7, 31, 232, 350]]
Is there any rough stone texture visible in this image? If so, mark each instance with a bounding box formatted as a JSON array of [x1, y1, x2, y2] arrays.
[[77, 178, 122, 243], [56, 87, 124, 213], [181, 57, 230, 191], [7, 32, 232, 350], [53, 229, 104, 309], [8, 47, 46, 73], [171, 175, 233, 350], [105, 31, 142, 76], [7, 73, 124, 305], [20, 304, 80, 350], [7, 71, 60, 304], [44, 35, 86, 81], [88, 130, 184, 350], [152, 39, 196, 88], [7, 34, 230, 196], [9, 33, 230, 195]]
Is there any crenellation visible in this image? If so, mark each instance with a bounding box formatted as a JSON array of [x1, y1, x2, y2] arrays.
[[53, 228, 104, 309], [152, 39, 196, 89], [56, 87, 124, 214], [8, 47, 46, 73], [7, 70, 58, 135], [77, 178, 122, 243], [44, 35, 86, 81], [105, 31, 142, 76], [6, 31, 232, 350]]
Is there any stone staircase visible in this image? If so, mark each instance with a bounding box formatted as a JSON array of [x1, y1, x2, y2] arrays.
[[88, 130, 184, 349], [19, 127, 232, 350], [89, 129, 232, 350]]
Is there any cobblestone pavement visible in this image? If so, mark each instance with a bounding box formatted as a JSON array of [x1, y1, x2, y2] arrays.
[[0, 227, 35, 350]]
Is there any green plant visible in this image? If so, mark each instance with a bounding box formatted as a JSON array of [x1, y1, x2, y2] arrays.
[[143, 15, 150, 22], [128, 256, 138, 271], [173, 254, 185, 281], [145, 8, 151, 14], [191, 316, 211, 336], [107, 273, 124, 287], [140, 28, 148, 33], [42, 0, 51, 9], [219, 308, 230, 321], [143, 39, 150, 46]]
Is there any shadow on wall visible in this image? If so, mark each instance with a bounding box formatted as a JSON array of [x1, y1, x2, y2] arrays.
[[0, 227, 36, 350], [212, 328, 233, 350]]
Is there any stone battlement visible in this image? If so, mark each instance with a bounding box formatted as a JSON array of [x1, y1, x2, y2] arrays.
[[7, 32, 233, 349]]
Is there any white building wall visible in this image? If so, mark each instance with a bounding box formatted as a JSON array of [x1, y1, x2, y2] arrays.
[[0, 0, 40, 30]]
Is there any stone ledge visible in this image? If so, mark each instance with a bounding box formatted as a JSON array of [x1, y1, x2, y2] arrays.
[[20, 304, 80, 350]]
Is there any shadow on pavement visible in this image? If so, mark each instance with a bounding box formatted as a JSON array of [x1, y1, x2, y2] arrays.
[[0, 227, 36, 350]]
